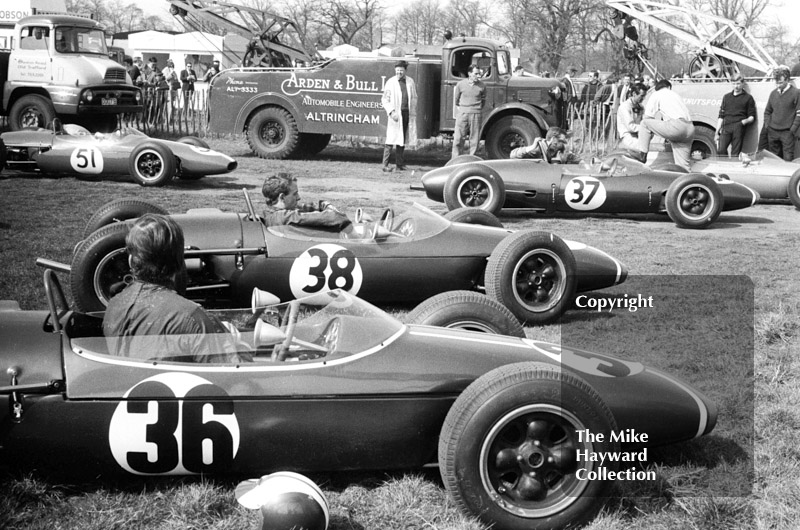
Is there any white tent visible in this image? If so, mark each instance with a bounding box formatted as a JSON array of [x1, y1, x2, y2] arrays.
[[128, 30, 248, 71]]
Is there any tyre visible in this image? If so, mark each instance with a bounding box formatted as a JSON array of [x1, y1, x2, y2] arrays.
[[439, 362, 618, 530], [0, 138, 6, 173], [246, 106, 300, 159], [444, 207, 504, 228], [485, 231, 577, 325], [177, 136, 210, 149], [71, 222, 133, 312], [445, 154, 483, 167], [405, 291, 525, 337], [690, 127, 717, 159], [665, 173, 723, 229], [443, 164, 506, 214], [788, 168, 800, 210], [297, 133, 331, 156], [652, 163, 688, 173], [485, 116, 541, 159], [9, 95, 56, 131], [82, 198, 168, 239], [128, 141, 176, 186]]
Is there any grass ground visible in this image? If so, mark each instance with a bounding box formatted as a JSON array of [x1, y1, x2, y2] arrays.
[[0, 137, 798, 529]]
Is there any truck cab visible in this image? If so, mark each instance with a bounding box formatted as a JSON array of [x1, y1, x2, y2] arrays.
[[440, 37, 567, 158], [1, 15, 142, 131]]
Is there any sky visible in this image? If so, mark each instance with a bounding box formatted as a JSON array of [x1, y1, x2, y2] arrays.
[[133, 0, 800, 44]]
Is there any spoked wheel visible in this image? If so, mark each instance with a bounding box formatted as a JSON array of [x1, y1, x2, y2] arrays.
[[71, 222, 133, 312], [665, 174, 723, 229], [485, 231, 577, 325], [443, 164, 506, 214], [787, 168, 800, 209], [439, 362, 618, 530], [128, 142, 175, 186]]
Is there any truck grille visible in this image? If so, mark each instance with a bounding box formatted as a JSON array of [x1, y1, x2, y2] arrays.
[[104, 68, 127, 83]]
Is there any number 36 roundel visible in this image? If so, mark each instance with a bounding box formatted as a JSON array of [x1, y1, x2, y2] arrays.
[[109, 373, 240, 475], [289, 244, 364, 300]]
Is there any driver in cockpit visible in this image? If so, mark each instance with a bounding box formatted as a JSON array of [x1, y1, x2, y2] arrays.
[[261, 173, 351, 230], [510, 126, 569, 161]]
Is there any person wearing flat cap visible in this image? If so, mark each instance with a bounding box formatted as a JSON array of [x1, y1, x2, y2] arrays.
[[381, 60, 417, 172]]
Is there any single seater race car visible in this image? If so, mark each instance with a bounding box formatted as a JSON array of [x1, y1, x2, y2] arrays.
[[0, 123, 237, 186], [0, 273, 717, 530], [652, 150, 800, 209], [417, 152, 760, 229], [67, 195, 628, 325]]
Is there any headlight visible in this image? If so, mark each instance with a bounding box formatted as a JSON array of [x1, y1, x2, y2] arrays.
[[84, 90, 94, 102], [135, 90, 142, 103]]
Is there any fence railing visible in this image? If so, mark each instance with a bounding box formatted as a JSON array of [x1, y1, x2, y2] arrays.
[[124, 87, 210, 137], [566, 100, 622, 157]]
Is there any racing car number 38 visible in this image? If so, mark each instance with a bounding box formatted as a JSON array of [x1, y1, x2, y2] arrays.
[[565, 176, 607, 210], [289, 244, 364, 299], [109, 373, 240, 475]]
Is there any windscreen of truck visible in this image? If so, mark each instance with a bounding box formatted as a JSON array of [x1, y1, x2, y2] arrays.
[[55, 26, 107, 55]]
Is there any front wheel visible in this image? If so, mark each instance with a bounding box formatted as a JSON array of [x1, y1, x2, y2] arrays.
[[246, 106, 300, 159], [788, 169, 800, 210], [128, 141, 176, 186], [405, 291, 525, 337], [9, 95, 56, 131], [665, 173, 723, 228], [439, 362, 618, 530], [82, 198, 168, 239], [485, 116, 541, 159], [485, 231, 577, 325], [71, 222, 133, 312], [443, 163, 506, 214], [444, 207, 504, 228]]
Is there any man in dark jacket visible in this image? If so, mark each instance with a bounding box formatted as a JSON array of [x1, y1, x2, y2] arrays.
[[261, 173, 351, 230], [715, 74, 756, 156], [763, 66, 800, 160]]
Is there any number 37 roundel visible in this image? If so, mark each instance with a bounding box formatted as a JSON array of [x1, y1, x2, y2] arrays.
[[289, 244, 364, 300]]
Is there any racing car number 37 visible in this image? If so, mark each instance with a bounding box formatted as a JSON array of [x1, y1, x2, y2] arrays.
[[565, 176, 607, 210], [289, 244, 364, 299]]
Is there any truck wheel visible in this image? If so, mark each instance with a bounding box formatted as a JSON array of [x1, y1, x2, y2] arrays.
[[405, 290, 525, 337], [485, 116, 541, 159], [128, 142, 176, 186], [444, 163, 506, 214], [485, 231, 577, 325], [247, 106, 300, 159], [690, 127, 717, 159], [788, 169, 800, 210], [444, 207, 504, 228], [82, 199, 168, 239], [298, 133, 331, 156], [9, 95, 56, 131], [71, 222, 133, 312], [665, 173, 723, 229], [439, 362, 618, 530]]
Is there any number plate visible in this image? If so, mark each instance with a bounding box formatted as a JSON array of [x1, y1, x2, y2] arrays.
[[101, 98, 117, 106]]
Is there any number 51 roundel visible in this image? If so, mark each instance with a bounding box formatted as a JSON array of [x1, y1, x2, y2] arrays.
[[70, 147, 104, 174], [564, 176, 607, 211]]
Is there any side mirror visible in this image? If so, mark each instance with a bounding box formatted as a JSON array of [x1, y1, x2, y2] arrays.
[[251, 288, 281, 313]]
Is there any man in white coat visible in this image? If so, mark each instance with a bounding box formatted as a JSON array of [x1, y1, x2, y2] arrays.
[[381, 60, 417, 172]]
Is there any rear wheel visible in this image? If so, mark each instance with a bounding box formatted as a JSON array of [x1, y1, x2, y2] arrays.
[[439, 362, 618, 530], [177, 136, 210, 149], [247, 106, 300, 159], [9, 95, 56, 131], [485, 231, 577, 325], [405, 291, 525, 337], [690, 127, 717, 160], [128, 141, 176, 186], [665, 173, 723, 228], [82, 199, 168, 239], [485, 116, 541, 159], [788, 169, 800, 210], [446, 154, 483, 166], [444, 207, 504, 227], [71, 222, 133, 312]]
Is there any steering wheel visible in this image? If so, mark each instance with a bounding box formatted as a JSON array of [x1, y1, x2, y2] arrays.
[[601, 158, 618, 175], [379, 208, 394, 230], [395, 219, 414, 237], [321, 318, 340, 355]]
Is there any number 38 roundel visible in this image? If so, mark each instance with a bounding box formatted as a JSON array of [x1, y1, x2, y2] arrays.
[[564, 176, 607, 211], [109, 373, 240, 475], [289, 244, 363, 300]]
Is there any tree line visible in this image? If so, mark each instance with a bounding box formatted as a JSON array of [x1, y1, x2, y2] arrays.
[[66, 0, 799, 77]]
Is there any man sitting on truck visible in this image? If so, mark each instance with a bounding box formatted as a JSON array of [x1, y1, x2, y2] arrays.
[[261, 173, 351, 230]]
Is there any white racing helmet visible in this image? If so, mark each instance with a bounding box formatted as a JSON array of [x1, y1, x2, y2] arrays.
[[236, 471, 329, 530]]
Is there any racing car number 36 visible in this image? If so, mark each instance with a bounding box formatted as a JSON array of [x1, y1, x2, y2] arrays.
[[289, 244, 364, 299], [108, 373, 240, 475], [565, 177, 607, 210]]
